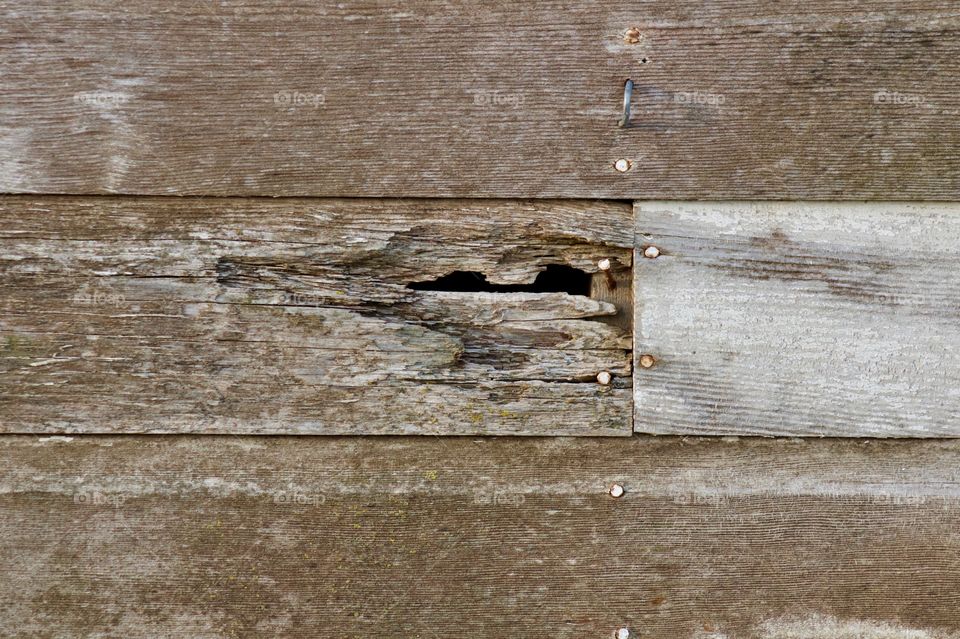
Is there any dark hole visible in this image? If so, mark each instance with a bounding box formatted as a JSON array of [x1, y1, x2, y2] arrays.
[[407, 264, 591, 296]]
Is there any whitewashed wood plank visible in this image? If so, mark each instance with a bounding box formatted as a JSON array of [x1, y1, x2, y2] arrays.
[[635, 201, 960, 437]]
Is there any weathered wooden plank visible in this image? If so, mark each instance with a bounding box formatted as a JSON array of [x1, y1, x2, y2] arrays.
[[3, 435, 960, 638], [0, 196, 633, 434], [635, 201, 960, 437], [2, 2, 959, 198]]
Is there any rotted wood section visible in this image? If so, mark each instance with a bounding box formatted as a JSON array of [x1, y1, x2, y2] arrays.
[[635, 201, 960, 437], [3, 435, 960, 638], [2, 2, 959, 199], [0, 197, 632, 435]]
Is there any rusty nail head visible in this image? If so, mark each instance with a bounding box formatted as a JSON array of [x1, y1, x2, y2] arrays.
[[643, 245, 660, 259], [609, 484, 625, 498], [598, 258, 617, 290], [639, 354, 656, 369], [624, 27, 642, 44]]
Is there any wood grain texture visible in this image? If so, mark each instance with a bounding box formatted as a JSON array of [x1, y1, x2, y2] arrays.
[[635, 201, 960, 437], [0, 196, 632, 435], [2, 1, 960, 198], [3, 435, 960, 638]]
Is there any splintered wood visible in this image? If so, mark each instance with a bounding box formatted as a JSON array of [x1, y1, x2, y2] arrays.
[[0, 197, 633, 435]]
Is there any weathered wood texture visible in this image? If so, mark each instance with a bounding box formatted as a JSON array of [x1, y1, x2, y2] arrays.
[[635, 201, 960, 437], [3, 435, 960, 638], [0, 196, 632, 435], [2, 2, 959, 198]]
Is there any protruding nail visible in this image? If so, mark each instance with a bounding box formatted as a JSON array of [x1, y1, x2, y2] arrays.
[[598, 258, 617, 289], [618, 79, 634, 127]]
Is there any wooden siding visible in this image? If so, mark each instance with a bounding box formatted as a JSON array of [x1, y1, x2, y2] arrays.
[[4, 435, 960, 638], [635, 201, 960, 437], [0, 196, 632, 435], [1, 2, 959, 199], [4, 4, 960, 638]]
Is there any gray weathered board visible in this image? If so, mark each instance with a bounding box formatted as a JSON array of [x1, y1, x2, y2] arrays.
[[2, 2, 960, 199], [4, 435, 960, 638], [0, 196, 633, 435], [635, 201, 960, 437]]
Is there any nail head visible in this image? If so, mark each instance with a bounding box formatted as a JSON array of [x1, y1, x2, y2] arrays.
[[614, 159, 631, 173], [639, 354, 656, 369], [598, 258, 612, 271], [609, 484, 625, 498], [617, 628, 631, 639], [643, 245, 660, 259], [597, 371, 612, 385], [624, 27, 642, 44]]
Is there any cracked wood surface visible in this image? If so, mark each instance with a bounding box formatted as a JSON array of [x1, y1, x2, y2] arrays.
[[2, 1, 959, 199], [0, 197, 633, 435], [635, 201, 960, 437], [3, 435, 960, 638]]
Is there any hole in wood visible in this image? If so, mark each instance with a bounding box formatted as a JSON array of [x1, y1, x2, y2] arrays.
[[407, 264, 591, 296]]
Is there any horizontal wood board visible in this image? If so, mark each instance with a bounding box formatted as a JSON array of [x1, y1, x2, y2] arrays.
[[4, 435, 960, 638], [635, 201, 960, 437], [0, 196, 633, 435], [2, 2, 960, 198]]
